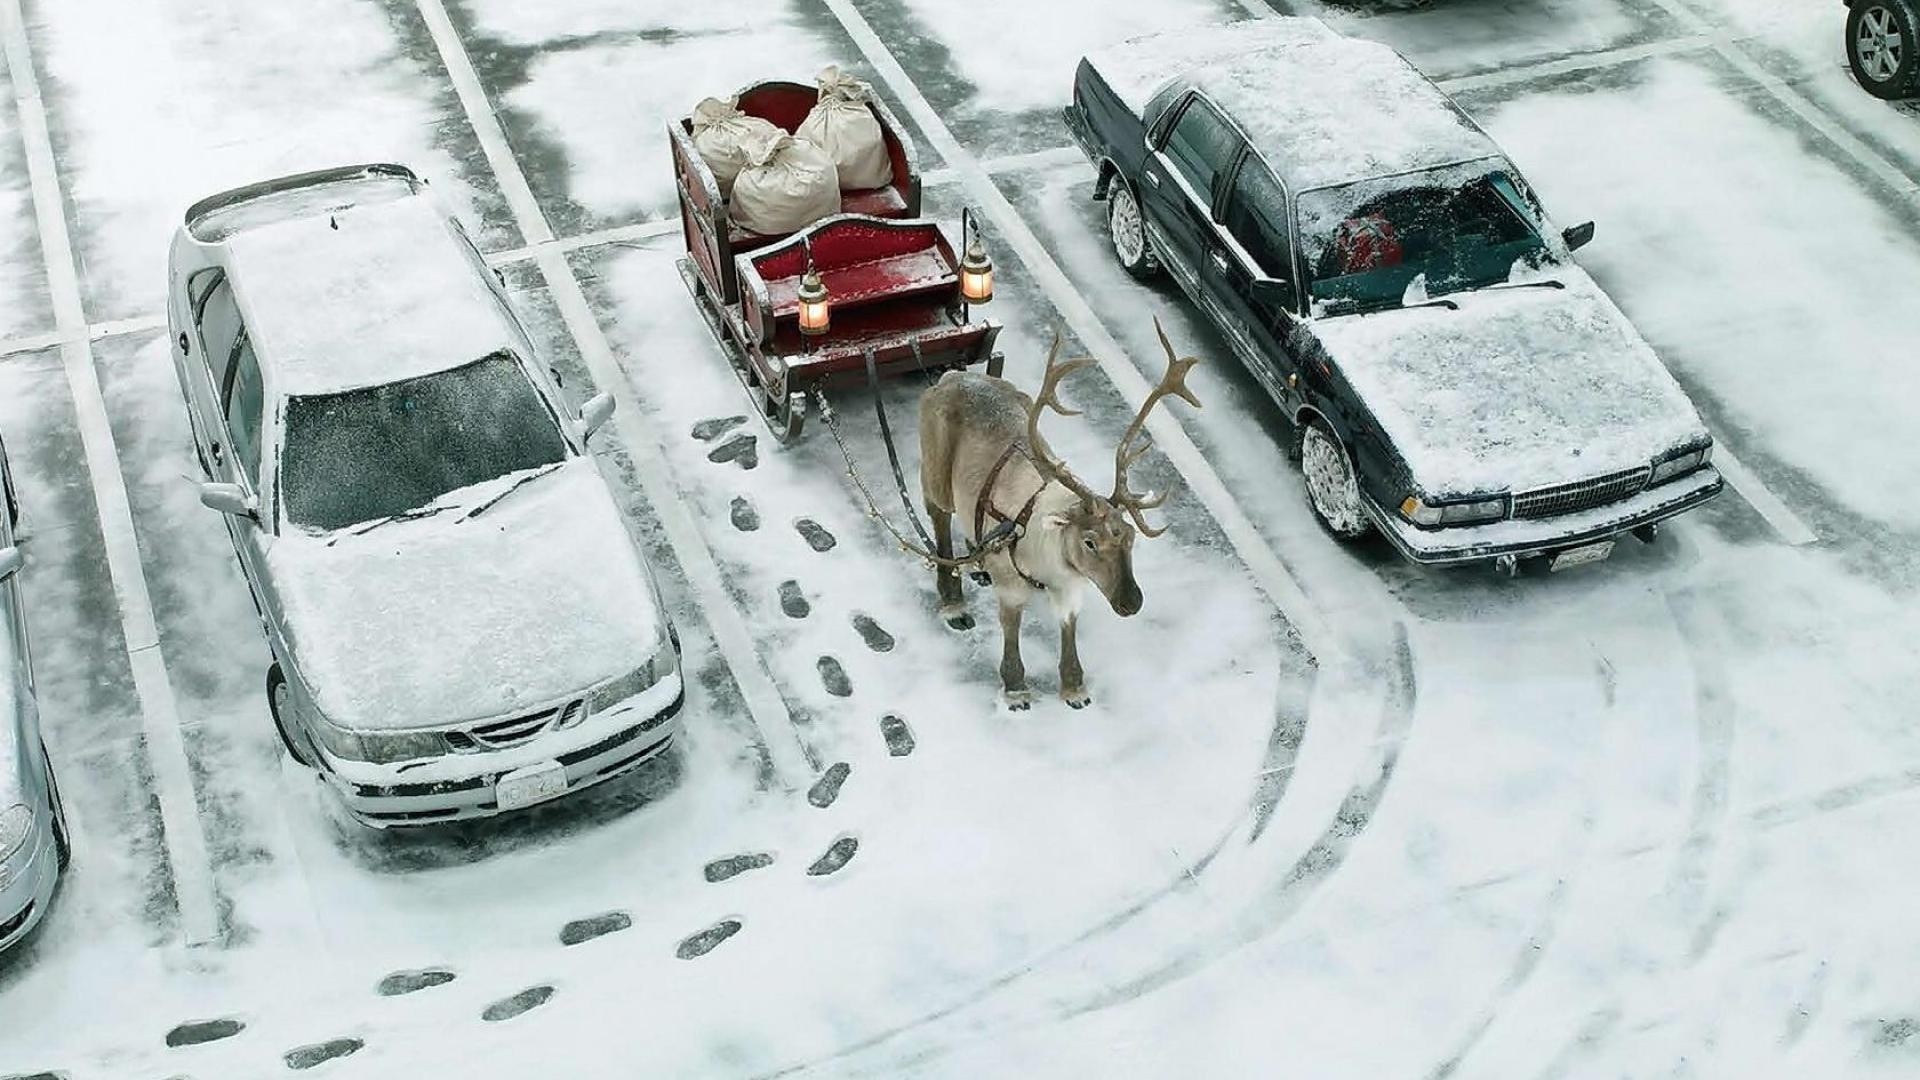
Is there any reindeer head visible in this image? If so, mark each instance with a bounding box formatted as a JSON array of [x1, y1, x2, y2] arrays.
[[1024, 320, 1202, 618]]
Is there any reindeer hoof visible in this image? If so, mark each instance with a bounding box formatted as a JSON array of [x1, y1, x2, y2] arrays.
[[941, 605, 974, 632], [968, 571, 993, 587], [1004, 689, 1032, 711], [1063, 689, 1091, 709]]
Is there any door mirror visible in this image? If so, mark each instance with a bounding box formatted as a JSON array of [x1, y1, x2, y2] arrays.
[[1249, 277, 1296, 310], [1562, 221, 1595, 251], [0, 546, 22, 582], [579, 392, 616, 439], [199, 483, 258, 520]]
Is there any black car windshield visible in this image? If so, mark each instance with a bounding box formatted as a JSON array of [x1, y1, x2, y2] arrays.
[[1297, 160, 1554, 315], [280, 352, 569, 531]]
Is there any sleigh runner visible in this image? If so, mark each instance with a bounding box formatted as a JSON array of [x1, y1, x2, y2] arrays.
[[671, 78, 1003, 442]]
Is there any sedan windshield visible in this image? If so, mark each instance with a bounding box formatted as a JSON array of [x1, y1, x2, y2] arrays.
[[280, 352, 569, 531], [1297, 160, 1553, 315]]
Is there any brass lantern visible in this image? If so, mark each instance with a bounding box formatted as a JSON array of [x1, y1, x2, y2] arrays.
[[797, 268, 831, 337], [959, 206, 993, 305]]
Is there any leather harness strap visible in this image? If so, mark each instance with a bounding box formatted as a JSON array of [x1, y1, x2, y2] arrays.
[[973, 442, 1049, 591]]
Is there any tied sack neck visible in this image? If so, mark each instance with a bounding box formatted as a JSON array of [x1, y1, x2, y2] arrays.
[[816, 65, 873, 104]]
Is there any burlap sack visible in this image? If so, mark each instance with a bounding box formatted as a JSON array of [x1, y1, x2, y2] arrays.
[[691, 97, 782, 198], [729, 131, 841, 235], [795, 66, 892, 191]]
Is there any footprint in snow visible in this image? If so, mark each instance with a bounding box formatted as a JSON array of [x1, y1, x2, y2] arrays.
[[880, 714, 915, 757], [795, 518, 837, 552], [704, 852, 775, 883], [284, 1038, 364, 1070], [808, 835, 859, 877], [4, 1073, 62, 1080], [779, 580, 810, 619], [808, 762, 851, 808], [376, 969, 456, 997], [677, 919, 743, 959], [851, 613, 895, 652], [560, 911, 632, 946], [691, 415, 746, 441], [707, 433, 758, 470], [817, 656, 852, 697], [730, 496, 760, 532], [482, 986, 555, 1022], [165, 1018, 245, 1048]]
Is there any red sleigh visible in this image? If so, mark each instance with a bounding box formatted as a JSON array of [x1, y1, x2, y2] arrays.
[[670, 79, 1002, 442]]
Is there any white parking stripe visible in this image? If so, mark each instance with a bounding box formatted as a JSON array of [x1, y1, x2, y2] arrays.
[[0, 0, 221, 945], [410, 0, 814, 789], [1709, 447, 1819, 545], [1434, 35, 1721, 93], [816, 0, 1348, 665]]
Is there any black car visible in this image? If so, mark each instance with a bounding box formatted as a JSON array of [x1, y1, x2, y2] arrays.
[[1064, 18, 1723, 573], [1846, 0, 1919, 99]]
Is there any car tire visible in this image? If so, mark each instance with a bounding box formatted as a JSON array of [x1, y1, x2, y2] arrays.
[[1107, 181, 1160, 280], [266, 663, 315, 768], [1300, 418, 1372, 541], [1849, 1, 1920, 99]]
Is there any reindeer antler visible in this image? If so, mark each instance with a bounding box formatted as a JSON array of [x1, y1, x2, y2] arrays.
[[1025, 327, 1103, 506], [1110, 317, 1203, 538]]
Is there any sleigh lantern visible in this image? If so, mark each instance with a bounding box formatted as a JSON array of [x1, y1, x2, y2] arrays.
[[670, 78, 1004, 442]]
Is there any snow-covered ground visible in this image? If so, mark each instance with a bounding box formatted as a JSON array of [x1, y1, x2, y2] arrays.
[[2, 0, 1918, 1076]]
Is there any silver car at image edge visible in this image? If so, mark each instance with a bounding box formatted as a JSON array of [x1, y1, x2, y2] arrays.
[[1, 436, 70, 951], [166, 164, 685, 827]]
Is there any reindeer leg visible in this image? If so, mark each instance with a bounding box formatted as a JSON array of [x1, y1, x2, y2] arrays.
[[999, 597, 1031, 711], [928, 501, 973, 631], [1059, 615, 1090, 709]]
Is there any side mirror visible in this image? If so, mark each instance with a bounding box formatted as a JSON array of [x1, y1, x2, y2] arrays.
[[0, 546, 22, 582], [1562, 221, 1595, 252], [579, 392, 616, 439], [199, 483, 258, 520], [1250, 277, 1296, 309]]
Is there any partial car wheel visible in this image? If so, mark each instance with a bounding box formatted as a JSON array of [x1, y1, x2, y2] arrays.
[[1300, 418, 1372, 540], [1106, 180, 1160, 280], [1849, 0, 1920, 100], [266, 663, 315, 767]]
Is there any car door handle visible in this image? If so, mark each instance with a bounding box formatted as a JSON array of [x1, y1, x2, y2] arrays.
[[1142, 170, 1160, 188], [210, 442, 225, 465], [1208, 250, 1230, 274]]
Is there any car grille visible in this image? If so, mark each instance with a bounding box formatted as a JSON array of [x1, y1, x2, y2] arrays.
[[1512, 465, 1651, 521], [467, 702, 573, 749]]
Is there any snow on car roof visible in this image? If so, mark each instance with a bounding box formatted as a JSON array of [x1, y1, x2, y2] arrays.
[[1082, 16, 1338, 116], [223, 193, 519, 396], [1197, 36, 1498, 192]]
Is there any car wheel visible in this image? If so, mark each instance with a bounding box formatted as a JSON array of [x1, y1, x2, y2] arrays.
[[1849, 0, 1920, 99], [1107, 181, 1160, 280], [267, 663, 314, 768], [1300, 419, 1372, 540]]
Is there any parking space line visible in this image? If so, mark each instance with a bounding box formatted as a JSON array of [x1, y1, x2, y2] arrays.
[[0, 0, 221, 946], [1708, 446, 1819, 545], [411, 0, 813, 790], [816, 0, 1346, 665], [1434, 35, 1721, 93]]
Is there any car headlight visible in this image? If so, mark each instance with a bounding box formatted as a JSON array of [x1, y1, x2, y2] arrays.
[[0, 804, 33, 863], [307, 719, 446, 765], [1400, 493, 1509, 527], [1650, 442, 1713, 485], [588, 637, 678, 714]]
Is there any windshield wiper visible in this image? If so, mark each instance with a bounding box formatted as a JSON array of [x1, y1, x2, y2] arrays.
[[1481, 278, 1566, 294], [461, 462, 563, 522], [333, 502, 455, 544]]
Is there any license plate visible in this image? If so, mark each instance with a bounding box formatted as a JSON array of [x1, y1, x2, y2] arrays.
[[1549, 540, 1615, 573], [496, 760, 567, 811]]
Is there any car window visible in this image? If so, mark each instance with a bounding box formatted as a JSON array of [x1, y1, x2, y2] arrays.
[[1161, 97, 1238, 202], [279, 352, 569, 531], [193, 272, 243, 394], [223, 334, 266, 488], [1222, 159, 1292, 280]]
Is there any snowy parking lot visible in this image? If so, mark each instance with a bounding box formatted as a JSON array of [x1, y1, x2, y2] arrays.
[[2, 0, 1919, 1075]]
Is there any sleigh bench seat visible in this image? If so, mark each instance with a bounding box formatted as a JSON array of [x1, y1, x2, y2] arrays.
[[736, 216, 963, 346]]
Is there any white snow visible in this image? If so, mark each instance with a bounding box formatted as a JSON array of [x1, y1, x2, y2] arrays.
[[225, 193, 519, 396], [1081, 16, 1338, 115], [266, 459, 663, 731], [1313, 270, 1708, 495]]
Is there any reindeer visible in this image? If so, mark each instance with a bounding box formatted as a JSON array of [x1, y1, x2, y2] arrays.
[[918, 320, 1201, 709]]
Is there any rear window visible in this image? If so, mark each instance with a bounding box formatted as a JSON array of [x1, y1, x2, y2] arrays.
[[280, 353, 568, 531]]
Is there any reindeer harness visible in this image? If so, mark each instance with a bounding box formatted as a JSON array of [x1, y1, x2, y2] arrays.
[[973, 441, 1049, 591]]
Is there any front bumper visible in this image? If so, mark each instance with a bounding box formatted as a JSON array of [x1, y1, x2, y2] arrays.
[[318, 674, 687, 828], [1366, 466, 1724, 566], [0, 821, 60, 952]]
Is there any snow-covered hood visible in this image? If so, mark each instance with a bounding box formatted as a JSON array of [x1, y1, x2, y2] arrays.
[[1312, 272, 1707, 496], [265, 458, 664, 732]]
